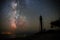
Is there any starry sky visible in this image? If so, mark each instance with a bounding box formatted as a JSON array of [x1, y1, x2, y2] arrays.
[[0, 0, 60, 33]]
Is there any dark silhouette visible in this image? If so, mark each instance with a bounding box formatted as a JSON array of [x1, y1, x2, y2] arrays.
[[39, 15, 43, 32], [51, 19, 60, 28]]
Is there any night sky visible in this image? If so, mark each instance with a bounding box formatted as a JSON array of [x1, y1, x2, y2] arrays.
[[0, 0, 60, 33]]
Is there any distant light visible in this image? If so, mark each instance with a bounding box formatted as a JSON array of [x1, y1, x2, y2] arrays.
[[1, 32, 13, 34]]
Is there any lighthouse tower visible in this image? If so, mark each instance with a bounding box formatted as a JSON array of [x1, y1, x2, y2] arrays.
[[39, 15, 43, 32]]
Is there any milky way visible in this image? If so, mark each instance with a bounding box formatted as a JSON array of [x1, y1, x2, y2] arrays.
[[9, 0, 17, 32], [9, 0, 29, 32]]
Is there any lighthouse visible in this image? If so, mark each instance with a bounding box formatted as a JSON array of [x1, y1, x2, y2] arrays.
[[39, 15, 43, 32]]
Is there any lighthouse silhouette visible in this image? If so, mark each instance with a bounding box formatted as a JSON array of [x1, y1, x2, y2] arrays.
[[39, 15, 43, 32]]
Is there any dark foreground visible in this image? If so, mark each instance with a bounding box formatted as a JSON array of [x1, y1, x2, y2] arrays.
[[0, 30, 60, 40]]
